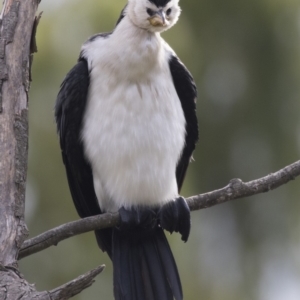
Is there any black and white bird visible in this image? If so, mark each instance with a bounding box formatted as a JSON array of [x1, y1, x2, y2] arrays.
[[55, 0, 198, 299]]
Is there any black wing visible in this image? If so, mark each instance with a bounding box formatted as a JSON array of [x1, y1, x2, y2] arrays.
[[55, 58, 112, 254], [169, 55, 199, 192]]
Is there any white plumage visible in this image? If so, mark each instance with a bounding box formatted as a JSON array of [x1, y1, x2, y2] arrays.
[[55, 1, 198, 298], [81, 15, 186, 212]]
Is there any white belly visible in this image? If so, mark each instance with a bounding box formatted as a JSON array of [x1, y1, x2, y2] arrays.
[[81, 29, 186, 212], [83, 74, 185, 212]]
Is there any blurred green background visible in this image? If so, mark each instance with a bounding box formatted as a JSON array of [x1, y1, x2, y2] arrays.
[[11, 0, 300, 299]]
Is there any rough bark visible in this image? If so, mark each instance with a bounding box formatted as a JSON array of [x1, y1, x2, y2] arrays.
[[0, 1, 103, 299], [0, 0, 41, 298], [0, 265, 105, 300], [0, 0, 30, 269]]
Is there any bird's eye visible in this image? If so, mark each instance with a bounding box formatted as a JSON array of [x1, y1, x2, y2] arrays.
[[147, 8, 155, 16], [166, 8, 172, 16]]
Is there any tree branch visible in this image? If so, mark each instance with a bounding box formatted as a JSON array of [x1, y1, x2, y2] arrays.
[[187, 159, 300, 211], [0, 265, 105, 300], [48, 265, 105, 300], [19, 160, 300, 260], [19, 213, 119, 259]]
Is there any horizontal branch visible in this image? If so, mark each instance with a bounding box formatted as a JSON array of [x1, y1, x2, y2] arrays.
[[19, 212, 119, 259], [187, 159, 300, 211], [19, 160, 300, 260]]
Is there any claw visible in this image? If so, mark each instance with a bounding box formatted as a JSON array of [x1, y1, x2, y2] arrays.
[[158, 196, 191, 242]]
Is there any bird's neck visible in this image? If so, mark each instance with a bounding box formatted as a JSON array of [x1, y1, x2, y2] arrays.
[[110, 16, 164, 75], [114, 15, 160, 46]]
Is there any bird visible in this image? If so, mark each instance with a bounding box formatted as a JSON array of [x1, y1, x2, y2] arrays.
[[55, 0, 198, 299]]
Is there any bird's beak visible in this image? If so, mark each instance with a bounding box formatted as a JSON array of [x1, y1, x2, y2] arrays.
[[148, 10, 166, 27]]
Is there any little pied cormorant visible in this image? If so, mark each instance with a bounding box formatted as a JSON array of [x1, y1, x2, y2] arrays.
[[55, 0, 198, 299]]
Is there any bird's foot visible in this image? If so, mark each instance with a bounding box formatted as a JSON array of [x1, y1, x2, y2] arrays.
[[118, 206, 157, 233], [158, 196, 191, 242]]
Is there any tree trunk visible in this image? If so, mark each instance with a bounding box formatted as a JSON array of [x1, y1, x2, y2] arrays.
[[0, 2, 103, 299], [0, 0, 45, 298], [0, 0, 36, 265]]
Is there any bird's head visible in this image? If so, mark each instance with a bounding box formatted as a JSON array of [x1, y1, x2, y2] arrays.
[[126, 0, 181, 33]]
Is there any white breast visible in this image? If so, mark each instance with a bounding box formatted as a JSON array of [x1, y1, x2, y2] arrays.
[[81, 18, 186, 212]]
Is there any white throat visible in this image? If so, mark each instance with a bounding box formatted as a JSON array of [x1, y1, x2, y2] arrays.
[[85, 17, 164, 82]]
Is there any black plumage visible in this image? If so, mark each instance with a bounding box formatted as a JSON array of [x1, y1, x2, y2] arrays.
[[169, 55, 198, 191], [112, 227, 182, 300], [116, 5, 127, 26], [149, 0, 171, 7], [55, 11, 198, 300], [55, 58, 112, 255]]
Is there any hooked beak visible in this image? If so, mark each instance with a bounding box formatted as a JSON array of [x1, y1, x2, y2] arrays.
[[148, 10, 166, 27]]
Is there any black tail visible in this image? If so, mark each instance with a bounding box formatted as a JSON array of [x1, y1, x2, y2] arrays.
[[112, 227, 183, 300]]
